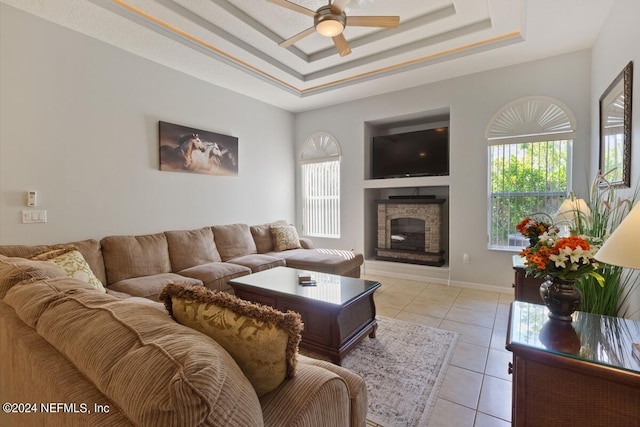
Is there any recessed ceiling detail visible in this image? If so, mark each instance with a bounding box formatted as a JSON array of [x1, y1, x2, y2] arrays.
[[95, 0, 525, 97], [1, 0, 616, 111]]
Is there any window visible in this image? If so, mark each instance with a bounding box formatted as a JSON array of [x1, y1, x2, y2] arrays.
[[486, 97, 576, 250], [300, 133, 341, 238]]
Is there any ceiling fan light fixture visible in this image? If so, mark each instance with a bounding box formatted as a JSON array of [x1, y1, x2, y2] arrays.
[[316, 19, 344, 37], [314, 5, 346, 37]]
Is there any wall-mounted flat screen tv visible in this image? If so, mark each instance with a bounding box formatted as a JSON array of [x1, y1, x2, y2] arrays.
[[371, 127, 449, 179]]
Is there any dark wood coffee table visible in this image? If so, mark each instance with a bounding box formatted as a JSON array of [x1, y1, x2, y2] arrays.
[[229, 266, 381, 364]]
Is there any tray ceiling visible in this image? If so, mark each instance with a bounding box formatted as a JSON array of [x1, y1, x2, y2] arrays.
[[1, 0, 615, 112]]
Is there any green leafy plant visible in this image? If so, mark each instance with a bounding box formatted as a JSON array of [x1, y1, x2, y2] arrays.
[[572, 170, 640, 316]]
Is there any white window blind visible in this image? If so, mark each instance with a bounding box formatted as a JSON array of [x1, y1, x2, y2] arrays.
[[300, 133, 341, 238]]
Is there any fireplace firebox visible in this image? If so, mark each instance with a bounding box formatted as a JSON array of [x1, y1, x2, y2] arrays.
[[376, 198, 445, 266]]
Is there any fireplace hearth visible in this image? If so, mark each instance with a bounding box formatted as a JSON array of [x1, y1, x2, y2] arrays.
[[376, 198, 445, 266]]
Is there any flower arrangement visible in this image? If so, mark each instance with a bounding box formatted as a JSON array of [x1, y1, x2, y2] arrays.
[[519, 227, 604, 285], [516, 217, 557, 247]]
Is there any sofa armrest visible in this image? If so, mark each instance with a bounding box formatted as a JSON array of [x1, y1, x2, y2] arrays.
[[299, 237, 315, 249], [260, 361, 353, 426], [297, 355, 368, 427]]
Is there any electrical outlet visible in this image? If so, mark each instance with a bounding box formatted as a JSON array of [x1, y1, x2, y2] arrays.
[[463, 253, 470, 264]]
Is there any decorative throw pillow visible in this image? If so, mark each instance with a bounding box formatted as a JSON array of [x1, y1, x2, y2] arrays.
[[159, 282, 303, 397], [29, 246, 106, 293], [270, 225, 302, 252]]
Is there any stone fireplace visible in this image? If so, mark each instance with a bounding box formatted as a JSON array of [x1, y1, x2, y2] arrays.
[[376, 198, 445, 266]]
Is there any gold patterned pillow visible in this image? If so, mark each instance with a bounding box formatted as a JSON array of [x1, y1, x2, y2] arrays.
[[270, 225, 302, 252], [29, 246, 106, 293], [159, 282, 303, 397]]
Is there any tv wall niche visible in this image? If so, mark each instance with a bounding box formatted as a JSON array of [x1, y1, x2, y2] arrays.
[[371, 127, 449, 179], [364, 108, 450, 181], [363, 108, 451, 271]]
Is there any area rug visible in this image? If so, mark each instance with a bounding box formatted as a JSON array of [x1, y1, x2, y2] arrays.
[[340, 316, 459, 426]]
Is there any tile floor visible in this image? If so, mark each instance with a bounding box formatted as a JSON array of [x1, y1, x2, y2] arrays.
[[362, 273, 514, 427]]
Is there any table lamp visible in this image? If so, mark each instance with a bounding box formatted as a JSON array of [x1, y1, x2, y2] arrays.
[[594, 202, 640, 269], [554, 195, 591, 235]]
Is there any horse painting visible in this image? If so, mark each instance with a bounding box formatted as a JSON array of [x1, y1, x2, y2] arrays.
[[159, 133, 207, 171], [159, 121, 239, 176]]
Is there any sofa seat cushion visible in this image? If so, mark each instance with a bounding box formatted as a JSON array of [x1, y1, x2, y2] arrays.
[[226, 254, 286, 273], [177, 262, 251, 293], [0, 255, 68, 299], [165, 227, 222, 271], [4, 278, 263, 427], [212, 223, 257, 261], [108, 273, 203, 301], [100, 233, 172, 285], [250, 220, 288, 253], [269, 249, 364, 277], [160, 283, 303, 397]]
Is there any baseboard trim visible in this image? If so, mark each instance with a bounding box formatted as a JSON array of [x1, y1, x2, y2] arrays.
[[363, 260, 513, 295]]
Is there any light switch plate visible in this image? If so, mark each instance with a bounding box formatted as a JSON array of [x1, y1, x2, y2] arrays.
[[22, 210, 47, 223]]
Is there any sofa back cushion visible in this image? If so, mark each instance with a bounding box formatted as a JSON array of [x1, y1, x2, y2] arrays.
[[165, 227, 222, 271], [250, 220, 288, 253], [0, 239, 107, 285], [212, 224, 257, 261], [0, 255, 67, 299], [4, 277, 264, 427], [100, 233, 171, 285]]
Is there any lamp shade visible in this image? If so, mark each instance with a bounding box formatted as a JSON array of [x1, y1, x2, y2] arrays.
[[594, 203, 640, 269], [554, 197, 591, 224]]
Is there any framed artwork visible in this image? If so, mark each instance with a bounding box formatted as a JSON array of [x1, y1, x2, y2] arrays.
[[159, 121, 238, 176], [599, 61, 633, 188]]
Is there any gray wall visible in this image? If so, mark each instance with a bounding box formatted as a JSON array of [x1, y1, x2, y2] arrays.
[[0, 5, 295, 245], [591, 0, 640, 318], [4, 0, 637, 305], [295, 50, 592, 291]]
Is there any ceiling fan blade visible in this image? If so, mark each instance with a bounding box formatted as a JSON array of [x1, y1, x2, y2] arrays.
[[279, 26, 316, 48], [331, 0, 351, 14], [347, 16, 400, 28], [332, 33, 351, 57], [266, 0, 316, 17]]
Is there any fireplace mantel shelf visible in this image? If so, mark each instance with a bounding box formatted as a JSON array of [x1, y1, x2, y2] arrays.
[[376, 198, 445, 205]]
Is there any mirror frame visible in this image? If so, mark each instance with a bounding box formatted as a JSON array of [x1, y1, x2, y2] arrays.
[[599, 61, 633, 188]]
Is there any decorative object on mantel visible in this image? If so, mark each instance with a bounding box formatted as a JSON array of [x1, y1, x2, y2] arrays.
[[159, 121, 238, 176], [518, 223, 603, 321]]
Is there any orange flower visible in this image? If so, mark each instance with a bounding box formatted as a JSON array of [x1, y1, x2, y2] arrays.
[[556, 236, 590, 252]]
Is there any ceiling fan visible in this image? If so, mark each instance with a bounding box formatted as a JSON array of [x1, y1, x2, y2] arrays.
[[267, 0, 400, 57]]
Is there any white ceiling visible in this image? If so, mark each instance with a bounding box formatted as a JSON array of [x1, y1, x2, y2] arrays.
[[2, 0, 615, 112]]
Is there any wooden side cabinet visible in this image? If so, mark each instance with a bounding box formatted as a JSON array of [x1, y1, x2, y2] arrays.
[[512, 255, 544, 304], [506, 302, 640, 426]]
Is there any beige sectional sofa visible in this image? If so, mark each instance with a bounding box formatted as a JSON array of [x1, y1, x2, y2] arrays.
[[0, 220, 364, 301], [0, 221, 367, 426]]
